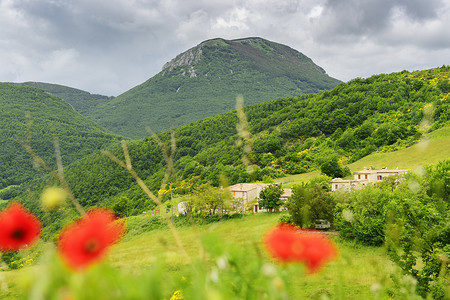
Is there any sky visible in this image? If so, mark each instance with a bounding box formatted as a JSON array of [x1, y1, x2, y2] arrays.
[[1, 0, 449, 96]]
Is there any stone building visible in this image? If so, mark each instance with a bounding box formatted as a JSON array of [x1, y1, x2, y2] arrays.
[[228, 183, 292, 213], [331, 167, 408, 191]]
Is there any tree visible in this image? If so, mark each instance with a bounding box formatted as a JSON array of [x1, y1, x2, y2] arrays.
[[258, 184, 284, 211], [385, 162, 450, 298], [286, 185, 311, 228], [112, 196, 130, 217], [191, 184, 233, 215], [334, 186, 390, 245], [320, 157, 350, 178], [287, 185, 336, 228]]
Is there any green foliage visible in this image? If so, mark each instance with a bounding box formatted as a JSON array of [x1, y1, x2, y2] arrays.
[[334, 186, 391, 246], [286, 185, 311, 228], [320, 157, 351, 178], [62, 138, 164, 210], [112, 196, 131, 217], [425, 159, 450, 202], [0, 83, 122, 190], [385, 161, 450, 298], [437, 77, 450, 93], [0, 200, 7, 210], [1, 247, 41, 271], [287, 185, 336, 228], [258, 184, 284, 210], [1, 252, 22, 270], [279, 214, 292, 224], [0, 185, 21, 200], [304, 175, 332, 191], [188, 183, 234, 215]]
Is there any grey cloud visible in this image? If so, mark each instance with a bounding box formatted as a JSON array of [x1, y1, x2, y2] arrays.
[[314, 0, 443, 41], [11, 0, 159, 48], [0, 0, 449, 95]]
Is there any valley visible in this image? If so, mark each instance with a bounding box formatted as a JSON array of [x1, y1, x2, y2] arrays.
[[0, 38, 449, 299]]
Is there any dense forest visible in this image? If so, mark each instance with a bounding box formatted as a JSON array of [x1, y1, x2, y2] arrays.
[[12, 67, 449, 217], [0, 83, 122, 193]]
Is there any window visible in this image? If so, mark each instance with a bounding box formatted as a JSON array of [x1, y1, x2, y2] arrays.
[[358, 174, 361, 179], [377, 175, 383, 180], [365, 174, 368, 179]]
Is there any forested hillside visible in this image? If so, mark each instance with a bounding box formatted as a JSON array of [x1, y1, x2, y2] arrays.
[[11, 82, 114, 114], [86, 37, 341, 138], [0, 83, 122, 193], [16, 67, 449, 215]]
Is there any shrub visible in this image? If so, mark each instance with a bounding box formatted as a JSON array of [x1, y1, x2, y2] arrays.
[[334, 186, 390, 246]]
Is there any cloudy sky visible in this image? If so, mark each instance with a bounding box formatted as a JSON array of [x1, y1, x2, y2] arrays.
[[1, 0, 449, 96]]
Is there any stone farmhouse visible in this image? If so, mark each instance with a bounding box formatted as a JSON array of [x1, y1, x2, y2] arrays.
[[331, 167, 408, 191], [228, 183, 292, 213]]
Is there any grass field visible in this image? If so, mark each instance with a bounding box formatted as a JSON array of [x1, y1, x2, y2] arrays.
[[0, 212, 398, 299], [111, 213, 398, 299]]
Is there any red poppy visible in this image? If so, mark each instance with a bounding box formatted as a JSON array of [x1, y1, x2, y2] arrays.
[[264, 224, 338, 274], [0, 202, 41, 252], [58, 208, 125, 270]]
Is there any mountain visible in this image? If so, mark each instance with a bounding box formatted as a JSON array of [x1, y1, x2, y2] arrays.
[[15, 67, 448, 214], [0, 83, 122, 192], [86, 37, 341, 138], [11, 82, 114, 115]]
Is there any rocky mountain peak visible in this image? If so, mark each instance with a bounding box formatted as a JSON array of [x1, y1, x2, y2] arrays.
[[162, 44, 203, 72]]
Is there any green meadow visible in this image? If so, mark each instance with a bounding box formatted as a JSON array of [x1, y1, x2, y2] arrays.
[[108, 213, 396, 299], [1, 213, 398, 299]]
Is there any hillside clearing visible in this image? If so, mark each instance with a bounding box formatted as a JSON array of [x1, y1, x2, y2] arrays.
[[276, 125, 450, 187]]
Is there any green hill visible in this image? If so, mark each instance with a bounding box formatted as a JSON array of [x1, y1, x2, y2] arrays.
[[348, 125, 450, 171], [87, 37, 341, 138], [0, 83, 122, 192], [15, 67, 449, 214], [275, 124, 450, 186], [11, 82, 114, 115]]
